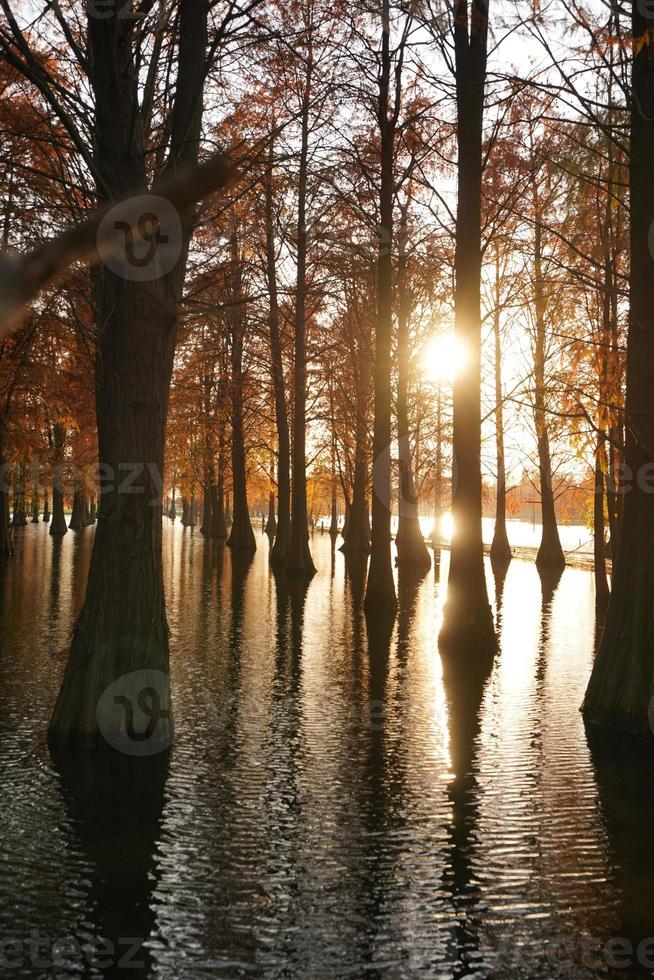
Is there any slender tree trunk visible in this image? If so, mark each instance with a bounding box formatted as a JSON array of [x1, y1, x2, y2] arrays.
[[50, 424, 68, 537], [532, 214, 565, 575], [49, 0, 209, 747], [328, 380, 339, 539], [286, 58, 316, 576], [213, 448, 227, 540], [594, 440, 610, 605], [365, 0, 397, 613], [42, 488, 50, 524], [395, 198, 430, 571], [582, 4, 654, 734], [264, 140, 291, 567], [340, 311, 371, 555], [265, 490, 277, 536], [0, 426, 12, 556], [31, 483, 40, 523], [440, 0, 496, 655], [489, 260, 511, 566], [431, 385, 443, 549], [226, 227, 255, 553]]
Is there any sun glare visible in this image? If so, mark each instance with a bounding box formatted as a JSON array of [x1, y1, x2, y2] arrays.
[[421, 334, 468, 384]]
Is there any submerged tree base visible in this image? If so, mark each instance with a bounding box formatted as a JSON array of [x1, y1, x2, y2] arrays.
[[48, 629, 174, 752], [395, 516, 431, 572], [535, 533, 566, 577], [439, 590, 497, 662], [490, 524, 512, 568]]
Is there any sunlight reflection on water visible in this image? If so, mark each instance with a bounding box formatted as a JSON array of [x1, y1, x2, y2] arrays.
[[0, 523, 649, 978]]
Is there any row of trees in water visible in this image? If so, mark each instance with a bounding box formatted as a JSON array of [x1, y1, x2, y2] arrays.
[[0, 0, 649, 740]]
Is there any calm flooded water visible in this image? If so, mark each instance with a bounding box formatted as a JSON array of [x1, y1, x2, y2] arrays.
[[0, 524, 653, 978]]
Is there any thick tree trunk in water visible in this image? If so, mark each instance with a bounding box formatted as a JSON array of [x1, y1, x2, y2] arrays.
[[50, 425, 68, 537], [594, 441, 610, 605], [12, 466, 27, 527], [265, 140, 291, 567], [200, 484, 212, 536], [440, 0, 495, 656], [265, 491, 277, 536], [329, 497, 338, 538], [226, 228, 256, 553], [181, 497, 190, 527], [340, 416, 371, 555], [340, 501, 351, 543], [489, 261, 511, 567], [365, 1, 397, 613], [31, 486, 40, 523], [582, 7, 654, 734], [0, 428, 12, 556], [69, 489, 85, 531], [214, 455, 227, 540], [395, 199, 430, 572], [286, 63, 315, 577], [49, 0, 208, 748]]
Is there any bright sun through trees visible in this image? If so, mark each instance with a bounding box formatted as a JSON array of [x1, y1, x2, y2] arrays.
[[420, 334, 469, 383]]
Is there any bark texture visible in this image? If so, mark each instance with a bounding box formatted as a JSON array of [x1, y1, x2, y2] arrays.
[[49, 0, 209, 747], [365, 0, 398, 613], [582, 6, 654, 734], [440, 0, 496, 656]]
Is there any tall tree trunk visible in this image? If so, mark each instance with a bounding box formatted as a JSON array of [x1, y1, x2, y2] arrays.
[[532, 213, 565, 575], [440, 0, 495, 655], [328, 379, 339, 539], [31, 483, 40, 523], [214, 446, 227, 540], [594, 439, 610, 605], [42, 488, 50, 524], [395, 197, 430, 571], [49, 0, 209, 748], [226, 227, 256, 553], [490, 252, 511, 567], [200, 483, 213, 536], [12, 464, 27, 527], [265, 490, 277, 536], [431, 385, 443, 549], [583, 3, 654, 734], [265, 141, 291, 567], [286, 52, 316, 576], [68, 488, 85, 531], [0, 426, 12, 556], [340, 308, 371, 556], [365, 0, 398, 613], [50, 423, 68, 537]]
